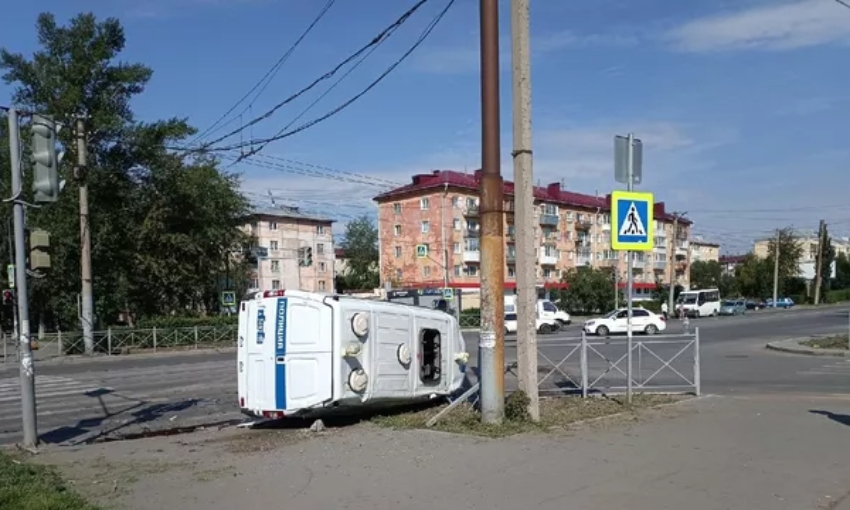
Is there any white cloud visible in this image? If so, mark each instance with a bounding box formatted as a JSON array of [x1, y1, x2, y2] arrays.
[[667, 0, 850, 52]]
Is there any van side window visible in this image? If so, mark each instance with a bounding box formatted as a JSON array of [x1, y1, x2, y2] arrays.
[[419, 329, 442, 384], [542, 302, 557, 312]]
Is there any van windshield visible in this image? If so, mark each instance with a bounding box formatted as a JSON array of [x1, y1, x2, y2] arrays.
[[678, 295, 697, 304]]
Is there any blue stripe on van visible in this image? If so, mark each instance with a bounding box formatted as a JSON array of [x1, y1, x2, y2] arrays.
[[274, 297, 288, 410]]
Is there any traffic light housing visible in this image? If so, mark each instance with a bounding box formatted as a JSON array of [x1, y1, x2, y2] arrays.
[[2, 289, 14, 306], [305, 247, 313, 267], [28, 229, 51, 271], [30, 114, 65, 203]]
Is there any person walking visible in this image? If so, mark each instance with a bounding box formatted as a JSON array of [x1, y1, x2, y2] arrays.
[[661, 301, 668, 320]]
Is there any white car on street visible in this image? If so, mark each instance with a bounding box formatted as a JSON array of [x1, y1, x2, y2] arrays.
[[505, 313, 560, 335], [582, 307, 667, 336]]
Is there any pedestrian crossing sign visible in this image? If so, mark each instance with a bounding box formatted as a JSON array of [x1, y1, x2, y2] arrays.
[[611, 190, 654, 251]]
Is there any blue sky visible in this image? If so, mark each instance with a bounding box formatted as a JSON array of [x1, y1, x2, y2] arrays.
[[3, 0, 850, 253]]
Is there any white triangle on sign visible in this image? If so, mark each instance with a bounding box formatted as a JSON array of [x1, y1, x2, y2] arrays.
[[619, 202, 647, 237]]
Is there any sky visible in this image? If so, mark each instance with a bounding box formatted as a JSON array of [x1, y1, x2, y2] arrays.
[[2, 0, 850, 254]]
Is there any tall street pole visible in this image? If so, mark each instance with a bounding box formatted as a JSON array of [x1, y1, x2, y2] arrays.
[[479, 0, 506, 424], [813, 219, 825, 305], [8, 108, 38, 448], [772, 229, 780, 306], [76, 118, 94, 355], [510, 0, 538, 421], [625, 133, 634, 403]]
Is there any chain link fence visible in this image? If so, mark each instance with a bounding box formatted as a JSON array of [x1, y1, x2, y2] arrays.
[[1, 325, 237, 362]]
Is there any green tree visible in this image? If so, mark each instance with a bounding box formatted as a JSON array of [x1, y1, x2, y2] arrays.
[[718, 273, 739, 298], [735, 254, 772, 299], [816, 226, 835, 294], [689, 260, 722, 290], [766, 228, 805, 298], [339, 215, 379, 291], [1, 12, 249, 328], [559, 267, 619, 314], [835, 252, 850, 290]]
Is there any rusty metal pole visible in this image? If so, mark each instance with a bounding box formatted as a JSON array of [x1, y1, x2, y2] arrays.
[[479, 0, 505, 424]]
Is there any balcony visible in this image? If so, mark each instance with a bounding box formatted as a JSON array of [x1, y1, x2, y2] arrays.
[[575, 219, 593, 231], [506, 229, 516, 241], [504, 200, 515, 214], [544, 231, 560, 242], [539, 214, 559, 226], [506, 252, 516, 264], [464, 204, 479, 217], [577, 256, 593, 267], [599, 258, 618, 267], [465, 228, 480, 238], [654, 261, 667, 271], [675, 241, 689, 257], [538, 249, 558, 266], [601, 223, 611, 231], [575, 237, 590, 247], [463, 250, 480, 263]]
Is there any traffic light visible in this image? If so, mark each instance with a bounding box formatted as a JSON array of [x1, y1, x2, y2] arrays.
[[30, 114, 65, 203], [28, 229, 51, 271], [305, 247, 313, 267], [2, 289, 14, 306]]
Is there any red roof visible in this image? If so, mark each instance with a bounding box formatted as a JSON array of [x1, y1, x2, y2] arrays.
[[719, 255, 747, 265], [374, 169, 691, 224]]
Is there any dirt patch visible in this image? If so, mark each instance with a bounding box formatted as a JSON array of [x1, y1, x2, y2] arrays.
[[372, 393, 688, 437], [802, 334, 849, 350]]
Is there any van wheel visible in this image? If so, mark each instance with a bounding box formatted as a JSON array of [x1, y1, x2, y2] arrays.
[[645, 324, 658, 335], [596, 325, 609, 337], [539, 324, 552, 334]]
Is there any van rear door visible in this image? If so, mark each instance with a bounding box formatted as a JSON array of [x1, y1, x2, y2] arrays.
[[242, 298, 272, 413], [272, 296, 333, 412]]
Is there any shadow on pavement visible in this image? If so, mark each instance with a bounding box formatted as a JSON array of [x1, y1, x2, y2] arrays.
[[810, 410, 850, 428]]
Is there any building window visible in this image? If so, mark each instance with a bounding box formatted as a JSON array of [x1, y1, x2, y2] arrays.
[[251, 278, 259, 288], [565, 212, 574, 222], [317, 225, 325, 235], [453, 218, 461, 230], [452, 196, 460, 208], [454, 265, 461, 276], [394, 224, 401, 236], [454, 242, 461, 254], [464, 265, 479, 277], [317, 243, 324, 255], [421, 221, 430, 233], [424, 266, 431, 277], [541, 203, 558, 215], [420, 198, 430, 210], [319, 262, 326, 272], [508, 266, 515, 277], [270, 260, 280, 272], [395, 269, 403, 280], [270, 240, 279, 251], [393, 203, 402, 214], [269, 221, 278, 230], [395, 246, 402, 258], [318, 280, 326, 291], [543, 268, 553, 279], [271, 280, 281, 290]]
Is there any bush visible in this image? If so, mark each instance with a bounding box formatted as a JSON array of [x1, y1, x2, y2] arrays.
[[134, 315, 238, 329], [826, 289, 850, 303], [638, 300, 663, 313]]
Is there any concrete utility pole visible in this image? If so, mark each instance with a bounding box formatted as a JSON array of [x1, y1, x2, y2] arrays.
[[772, 229, 780, 307], [441, 185, 450, 290], [478, 0, 506, 425], [8, 108, 38, 448], [667, 212, 686, 318], [814, 220, 825, 305], [510, 0, 538, 421], [76, 118, 94, 355]]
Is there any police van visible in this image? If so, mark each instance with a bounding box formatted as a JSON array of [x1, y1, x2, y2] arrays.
[[237, 290, 469, 420]]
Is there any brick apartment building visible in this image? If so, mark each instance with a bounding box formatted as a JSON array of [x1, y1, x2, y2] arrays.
[[373, 170, 693, 299], [243, 206, 336, 293], [690, 237, 721, 263]]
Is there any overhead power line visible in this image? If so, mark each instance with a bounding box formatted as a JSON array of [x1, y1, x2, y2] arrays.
[[229, 0, 457, 161], [200, 0, 433, 151], [190, 0, 337, 147]]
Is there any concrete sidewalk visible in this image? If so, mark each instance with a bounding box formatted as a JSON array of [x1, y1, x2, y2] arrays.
[[36, 393, 850, 510]]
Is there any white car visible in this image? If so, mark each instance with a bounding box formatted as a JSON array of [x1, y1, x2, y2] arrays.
[[582, 307, 667, 336], [505, 313, 559, 335]]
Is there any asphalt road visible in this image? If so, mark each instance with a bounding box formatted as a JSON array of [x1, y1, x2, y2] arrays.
[[0, 306, 847, 446]]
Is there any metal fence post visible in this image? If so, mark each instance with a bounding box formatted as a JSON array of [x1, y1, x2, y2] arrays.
[[107, 327, 112, 355], [58, 329, 62, 357], [2, 331, 6, 364], [153, 327, 157, 353], [580, 330, 588, 398], [194, 326, 199, 349], [694, 327, 701, 396]]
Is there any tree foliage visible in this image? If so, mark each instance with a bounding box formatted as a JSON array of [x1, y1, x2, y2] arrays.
[[1, 13, 250, 328], [338, 215, 379, 291], [689, 260, 722, 290], [816, 225, 835, 294], [835, 252, 850, 290], [559, 267, 619, 314]]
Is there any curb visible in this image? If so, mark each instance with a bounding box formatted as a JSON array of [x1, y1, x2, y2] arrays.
[[765, 337, 850, 358]]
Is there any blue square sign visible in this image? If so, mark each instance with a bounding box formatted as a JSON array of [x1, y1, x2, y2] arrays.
[[611, 190, 654, 251]]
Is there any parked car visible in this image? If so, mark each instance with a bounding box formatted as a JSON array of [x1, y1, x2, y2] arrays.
[[766, 297, 795, 309], [582, 307, 667, 336], [745, 299, 766, 310], [719, 299, 746, 316], [505, 313, 560, 335]]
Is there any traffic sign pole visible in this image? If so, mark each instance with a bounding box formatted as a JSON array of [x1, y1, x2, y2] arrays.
[[626, 133, 634, 404]]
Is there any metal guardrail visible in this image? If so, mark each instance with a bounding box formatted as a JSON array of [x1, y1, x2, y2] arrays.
[[1, 325, 237, 362], [507, 329, 701, 397]]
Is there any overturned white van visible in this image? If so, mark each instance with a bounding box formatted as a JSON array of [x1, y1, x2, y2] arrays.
[[237, 290, 470, 420]]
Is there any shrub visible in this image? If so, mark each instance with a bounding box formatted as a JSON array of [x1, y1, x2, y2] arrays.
[[826, 289, 850, 303], [134, 315, 238, 329]]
